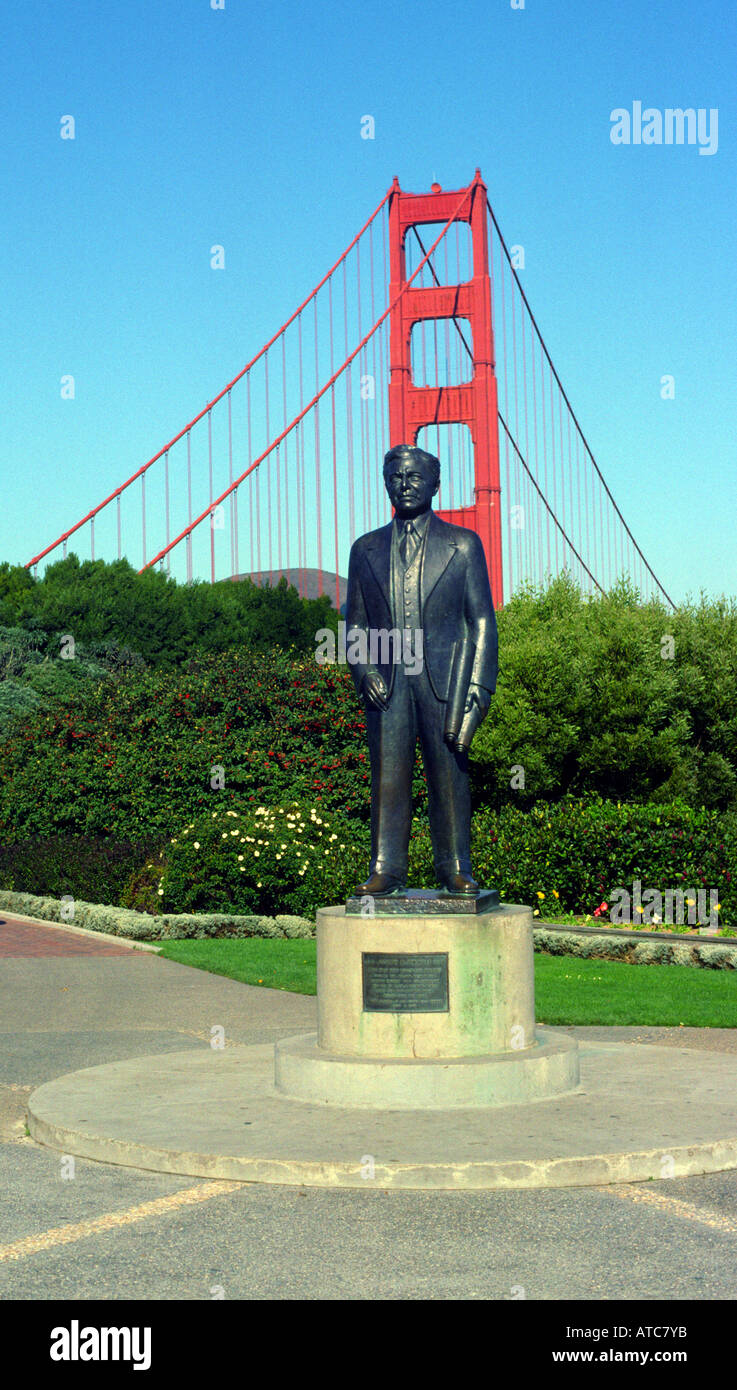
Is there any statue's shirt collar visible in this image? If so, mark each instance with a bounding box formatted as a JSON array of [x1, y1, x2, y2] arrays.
[[393, 509, 432, 540]]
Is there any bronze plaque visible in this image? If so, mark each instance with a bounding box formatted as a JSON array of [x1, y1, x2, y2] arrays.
[[362, 952, 449, 1013]]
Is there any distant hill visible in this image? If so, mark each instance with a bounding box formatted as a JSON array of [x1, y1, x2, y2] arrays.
[[230, 568, 347, 609]]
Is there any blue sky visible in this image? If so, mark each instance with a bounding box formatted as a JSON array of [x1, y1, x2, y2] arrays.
[[1, 0, 734, 603]]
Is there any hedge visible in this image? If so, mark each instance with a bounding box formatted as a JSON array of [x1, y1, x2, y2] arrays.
[[534, 927, 737, 970], [0, 891, 314, 941], [1, 796, 734, 927]]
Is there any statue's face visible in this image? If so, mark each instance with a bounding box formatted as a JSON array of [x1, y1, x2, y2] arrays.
[[383, 455, 439, 518]]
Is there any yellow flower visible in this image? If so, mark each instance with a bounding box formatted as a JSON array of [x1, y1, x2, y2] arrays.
[[552, 890, 559, 899], [536, 891, 545, 900]]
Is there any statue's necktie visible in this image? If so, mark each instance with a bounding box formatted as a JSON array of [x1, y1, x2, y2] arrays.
[[399, 520, 418, 568]]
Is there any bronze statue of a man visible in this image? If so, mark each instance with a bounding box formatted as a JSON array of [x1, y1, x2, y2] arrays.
[[346, 444, 498, 896]]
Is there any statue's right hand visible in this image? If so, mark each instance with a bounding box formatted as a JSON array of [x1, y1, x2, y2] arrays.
[[362, 671, 389, 710]]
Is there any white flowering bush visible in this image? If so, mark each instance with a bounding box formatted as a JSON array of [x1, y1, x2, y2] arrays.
[[156, 800, 367, 916]]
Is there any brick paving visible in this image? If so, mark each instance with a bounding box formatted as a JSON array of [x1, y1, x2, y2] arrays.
[[0, 917, 135, 958]]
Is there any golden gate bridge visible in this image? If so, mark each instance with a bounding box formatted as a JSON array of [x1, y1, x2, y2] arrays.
[[25, 170, 675, 612]]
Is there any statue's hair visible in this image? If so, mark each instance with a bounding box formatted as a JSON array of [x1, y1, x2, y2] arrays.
[[383, 444, 441, 487]]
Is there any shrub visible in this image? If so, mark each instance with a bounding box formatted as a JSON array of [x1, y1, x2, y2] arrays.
[[120, 859, 166, 915], [0, 890, 314, 940], [0, 650, 375, 842], [0, 834, 159, 905], [0, 623, 144, 738], [406, 798, 736, 926], [0, 556, 337, 668], [470, 576, 737, 812], [154, 799, 370, 917], [533, 927, 737, 969], [469, 798, 736, 926]]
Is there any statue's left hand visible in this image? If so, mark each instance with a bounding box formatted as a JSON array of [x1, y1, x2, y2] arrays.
[[448, 683, 493, 752], [464, 682, 492, 717]]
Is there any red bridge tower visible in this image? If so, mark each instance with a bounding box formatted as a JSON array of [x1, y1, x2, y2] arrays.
[[387, 169, 503, 608]]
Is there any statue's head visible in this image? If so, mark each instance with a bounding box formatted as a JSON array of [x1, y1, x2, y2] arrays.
[[383, 444, 440, 518]]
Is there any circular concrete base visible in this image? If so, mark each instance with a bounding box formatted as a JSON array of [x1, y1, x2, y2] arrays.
[[275, 1031, 580, 1108], [26, 1030, 737, 1190]]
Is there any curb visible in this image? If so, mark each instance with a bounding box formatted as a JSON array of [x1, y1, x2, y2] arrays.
[[0, 910, 163, 954], [27, 1108, 737, 1190], [25, 1043, 737, 1191]]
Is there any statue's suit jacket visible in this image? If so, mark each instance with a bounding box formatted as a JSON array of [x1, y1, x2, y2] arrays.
[[345, 511, 498, 703]]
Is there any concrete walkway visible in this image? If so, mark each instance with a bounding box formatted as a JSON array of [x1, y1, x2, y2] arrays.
[[0, 913, 316, 1093]]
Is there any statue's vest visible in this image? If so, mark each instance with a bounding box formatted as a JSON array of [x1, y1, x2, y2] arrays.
[[390, 527, 424, 668]]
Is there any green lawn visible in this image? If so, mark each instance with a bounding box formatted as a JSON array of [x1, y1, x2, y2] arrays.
[[160, 938, 319, 995], [159, 939, 737, 1028]]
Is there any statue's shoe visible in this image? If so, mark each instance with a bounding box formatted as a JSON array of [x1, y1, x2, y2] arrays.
[[439, 871, 479, 895], [354, 873, 407, 896]]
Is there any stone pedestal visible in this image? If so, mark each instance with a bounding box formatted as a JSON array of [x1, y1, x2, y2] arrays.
[[274, 903, 580, 1109]]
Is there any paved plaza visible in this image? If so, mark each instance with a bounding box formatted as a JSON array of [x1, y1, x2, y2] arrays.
[[2, 913, 736, 1301]]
